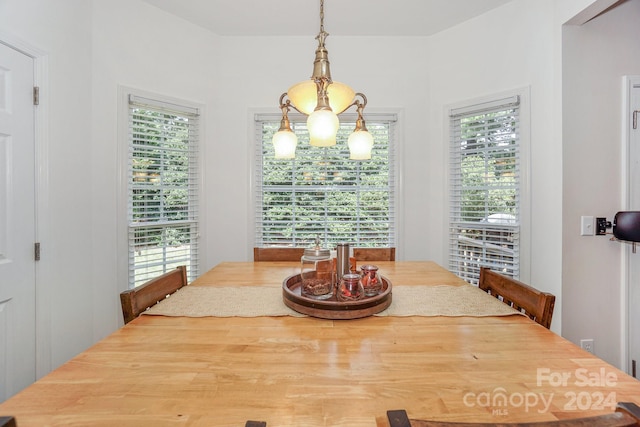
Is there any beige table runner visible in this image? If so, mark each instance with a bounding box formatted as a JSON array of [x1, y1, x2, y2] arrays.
[[143, 284, 523, 318]]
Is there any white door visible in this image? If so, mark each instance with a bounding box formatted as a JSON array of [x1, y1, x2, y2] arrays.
[[0, 42, 37, 401], [627, 78, 640, 379]]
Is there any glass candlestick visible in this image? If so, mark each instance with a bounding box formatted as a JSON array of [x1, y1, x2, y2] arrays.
[[360, 264, 381, 297], [337, 273, 364, 302]]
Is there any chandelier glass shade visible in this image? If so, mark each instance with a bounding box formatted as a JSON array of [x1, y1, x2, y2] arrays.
[[272, 128, 298, 159], [273, 0, 373, 159], [287, 80, 355, 116], [348, 130, 374, 160], [347, 100, 373, 160], [272, 99, 298, 159], [307, 109, 340, 147]]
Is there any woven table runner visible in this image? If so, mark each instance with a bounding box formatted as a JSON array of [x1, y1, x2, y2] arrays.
[[143, 284, 523, 318]]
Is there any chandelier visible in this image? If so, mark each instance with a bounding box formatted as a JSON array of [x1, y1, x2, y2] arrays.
[[272, 0, 373, 160]]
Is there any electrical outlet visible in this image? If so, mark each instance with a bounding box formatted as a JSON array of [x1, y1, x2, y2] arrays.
[[580, 339, 594, 354]]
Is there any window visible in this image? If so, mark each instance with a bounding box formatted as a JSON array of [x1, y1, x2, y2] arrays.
[[127, 94, 200, 288], [448, 95, 521, 285], [254, 113, 397, 249]]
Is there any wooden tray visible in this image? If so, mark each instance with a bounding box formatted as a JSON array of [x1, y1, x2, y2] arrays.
[[282, 273, 392, 319]]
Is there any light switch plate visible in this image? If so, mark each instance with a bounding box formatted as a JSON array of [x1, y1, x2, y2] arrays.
[[581, 216, 594, 236]]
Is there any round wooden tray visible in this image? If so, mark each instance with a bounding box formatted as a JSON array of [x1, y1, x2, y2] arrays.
[[282, 273, 392, 319]]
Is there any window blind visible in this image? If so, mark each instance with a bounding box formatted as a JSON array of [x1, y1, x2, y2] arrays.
[[254, 113, 397, 249], [127, 94, 200, 288], [448, 96, 520, 285]]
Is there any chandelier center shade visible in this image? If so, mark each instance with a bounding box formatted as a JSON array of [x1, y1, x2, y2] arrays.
[[272, 0, 374, 160]]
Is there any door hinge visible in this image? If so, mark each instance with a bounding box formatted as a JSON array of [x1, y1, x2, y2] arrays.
[[34, 242, 41, 261], [633, 359, 637, 379], [33, 86, 39, 106], [634, 110, 639, 130]]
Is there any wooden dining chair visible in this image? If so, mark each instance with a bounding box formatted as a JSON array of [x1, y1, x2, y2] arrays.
[[119, 266, 188, 324], [478, 267, 555, 329], [253, 247, 305, 261], [0, 416, 16, 427], [387, 402, 640, 427], [353, 247, 396, 261], [254, 246, 396, 262]]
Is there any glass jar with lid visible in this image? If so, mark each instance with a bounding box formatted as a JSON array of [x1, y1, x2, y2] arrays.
[[300, 236, 333, 300]]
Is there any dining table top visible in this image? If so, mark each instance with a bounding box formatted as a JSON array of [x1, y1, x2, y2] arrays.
[[1, 260, 639, 427]]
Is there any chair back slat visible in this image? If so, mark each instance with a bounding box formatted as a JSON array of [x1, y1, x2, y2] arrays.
[[120, 266, 187, 324], [254, 247, 396, 262], [352, 247, 396, 261], [478, 267, 555, 329], [388, 402, 640, 426], [0, 416, 17, 427], [253, 247, 305, 261]]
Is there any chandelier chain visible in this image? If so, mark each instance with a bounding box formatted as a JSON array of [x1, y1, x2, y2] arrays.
[[319, 0, 325, 33]]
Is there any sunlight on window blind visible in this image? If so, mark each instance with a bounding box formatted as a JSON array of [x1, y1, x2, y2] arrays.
[[127, 94, 199, 288], [448, 96, 520, 285]]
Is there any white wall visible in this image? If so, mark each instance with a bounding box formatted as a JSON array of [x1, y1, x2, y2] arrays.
[[208, 35, 430, 264], [562, 0, 640, 367], [429, 0, 561, 329], [91, 0, 430, 333], [90, 0, 219, 339], [2, 0, 635, 379], [0, 0, 94, 371]]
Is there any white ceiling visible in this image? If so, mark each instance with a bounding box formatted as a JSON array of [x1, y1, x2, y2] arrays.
[[141, 0, 513, 37]]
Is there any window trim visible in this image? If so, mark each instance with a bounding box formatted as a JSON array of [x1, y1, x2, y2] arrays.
[[250, 109, 401, 254], [444, 88, 531, 283], [117, 86, 204, 292]]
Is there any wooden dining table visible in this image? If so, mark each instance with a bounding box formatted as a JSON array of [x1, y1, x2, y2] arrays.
[[1, 261, 639, 427]]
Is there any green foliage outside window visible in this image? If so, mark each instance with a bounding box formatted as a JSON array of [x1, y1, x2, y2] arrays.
[[257, 119, 395, 248], [456, 110, 518, 223], [131, 109, 191, 246], [127, 100, 199, 289], [449, 102, 520, 283]]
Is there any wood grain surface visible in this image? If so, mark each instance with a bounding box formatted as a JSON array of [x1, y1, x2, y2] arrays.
[[1, 262, 638, 427]]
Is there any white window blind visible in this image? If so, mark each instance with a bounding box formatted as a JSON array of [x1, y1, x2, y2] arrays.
[[127, 94, 199, 288], [448, 95, 520, 285], [254, 113, 397, 249]]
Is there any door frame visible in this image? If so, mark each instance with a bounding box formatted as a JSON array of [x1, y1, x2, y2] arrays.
[[0, 31, 51, 379], [620, 75, 640, 375]]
